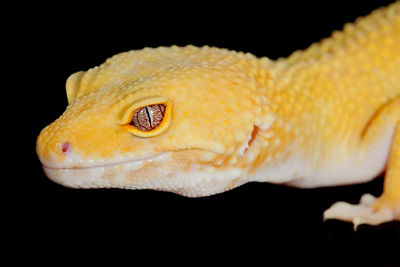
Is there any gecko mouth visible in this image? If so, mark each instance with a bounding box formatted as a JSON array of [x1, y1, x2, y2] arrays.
[[40, 149, 197, 184], [41, 149, 247, 197], [41, 152, 168, 170], [41, 152, 171, 187]]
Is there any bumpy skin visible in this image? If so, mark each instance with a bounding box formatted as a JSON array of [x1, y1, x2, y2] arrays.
[[37, 2, 400, 227]]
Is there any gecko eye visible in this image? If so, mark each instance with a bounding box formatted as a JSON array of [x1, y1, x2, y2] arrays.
[[121, 97, 172, 137], [131, 104, 166, 131]]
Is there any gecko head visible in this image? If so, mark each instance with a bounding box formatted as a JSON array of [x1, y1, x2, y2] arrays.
[[36, 46, 274, 196]]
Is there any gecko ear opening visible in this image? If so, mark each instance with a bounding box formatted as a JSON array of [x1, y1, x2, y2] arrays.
[[65, 71, 85, 104]]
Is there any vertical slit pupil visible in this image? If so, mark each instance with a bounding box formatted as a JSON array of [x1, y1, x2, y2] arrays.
[[144, 106, 152, 127]]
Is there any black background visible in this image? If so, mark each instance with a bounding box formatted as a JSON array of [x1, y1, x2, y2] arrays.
[[12, 0, 400, 265]]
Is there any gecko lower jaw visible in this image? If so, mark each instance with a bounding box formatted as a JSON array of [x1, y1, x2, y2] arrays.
[[42, 153, 168, 188], [41, 152, 172, 189], [41, 149, 246, 197]]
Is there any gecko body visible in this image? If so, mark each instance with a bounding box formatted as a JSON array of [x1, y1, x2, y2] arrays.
[[37, 2, 400, 227]]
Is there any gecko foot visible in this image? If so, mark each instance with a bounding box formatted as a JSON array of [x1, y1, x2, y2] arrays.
[[323, 194, 400, 230]]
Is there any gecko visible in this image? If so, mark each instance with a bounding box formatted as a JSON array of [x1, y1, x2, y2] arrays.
[[37, 2, 400, 228]]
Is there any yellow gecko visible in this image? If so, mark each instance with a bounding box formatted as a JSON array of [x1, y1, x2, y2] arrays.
[[37, 2, 400, 228]]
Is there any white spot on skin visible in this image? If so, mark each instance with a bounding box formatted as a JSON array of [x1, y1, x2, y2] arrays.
[[273, 138, 281, 148], [236, 134, 251, 156], [285, 123, 292, 132]]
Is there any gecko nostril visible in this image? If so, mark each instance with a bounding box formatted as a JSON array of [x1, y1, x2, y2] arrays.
[[61, 142, 71, 154]]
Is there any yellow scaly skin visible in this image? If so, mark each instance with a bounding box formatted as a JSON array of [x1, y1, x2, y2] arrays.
[[37, 2, 400, 228]]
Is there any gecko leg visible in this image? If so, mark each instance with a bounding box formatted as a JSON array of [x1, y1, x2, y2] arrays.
[[324, 97, 400, 229]]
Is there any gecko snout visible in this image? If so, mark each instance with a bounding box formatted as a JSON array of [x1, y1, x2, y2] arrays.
[[36, 126, 77, 169]]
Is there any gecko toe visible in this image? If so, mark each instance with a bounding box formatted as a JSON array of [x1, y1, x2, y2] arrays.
[[323, 193, 396, 230]]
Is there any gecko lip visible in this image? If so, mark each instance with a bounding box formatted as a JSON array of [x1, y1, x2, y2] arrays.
[[42, 149, 222, 188], [40, 149, 243, 197], [41, 152, 172, 188], [41, 152, 166, 171], [39, 146, 221, 170]]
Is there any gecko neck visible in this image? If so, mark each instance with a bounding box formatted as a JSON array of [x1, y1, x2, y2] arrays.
[[248, 3, 400, 185]]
